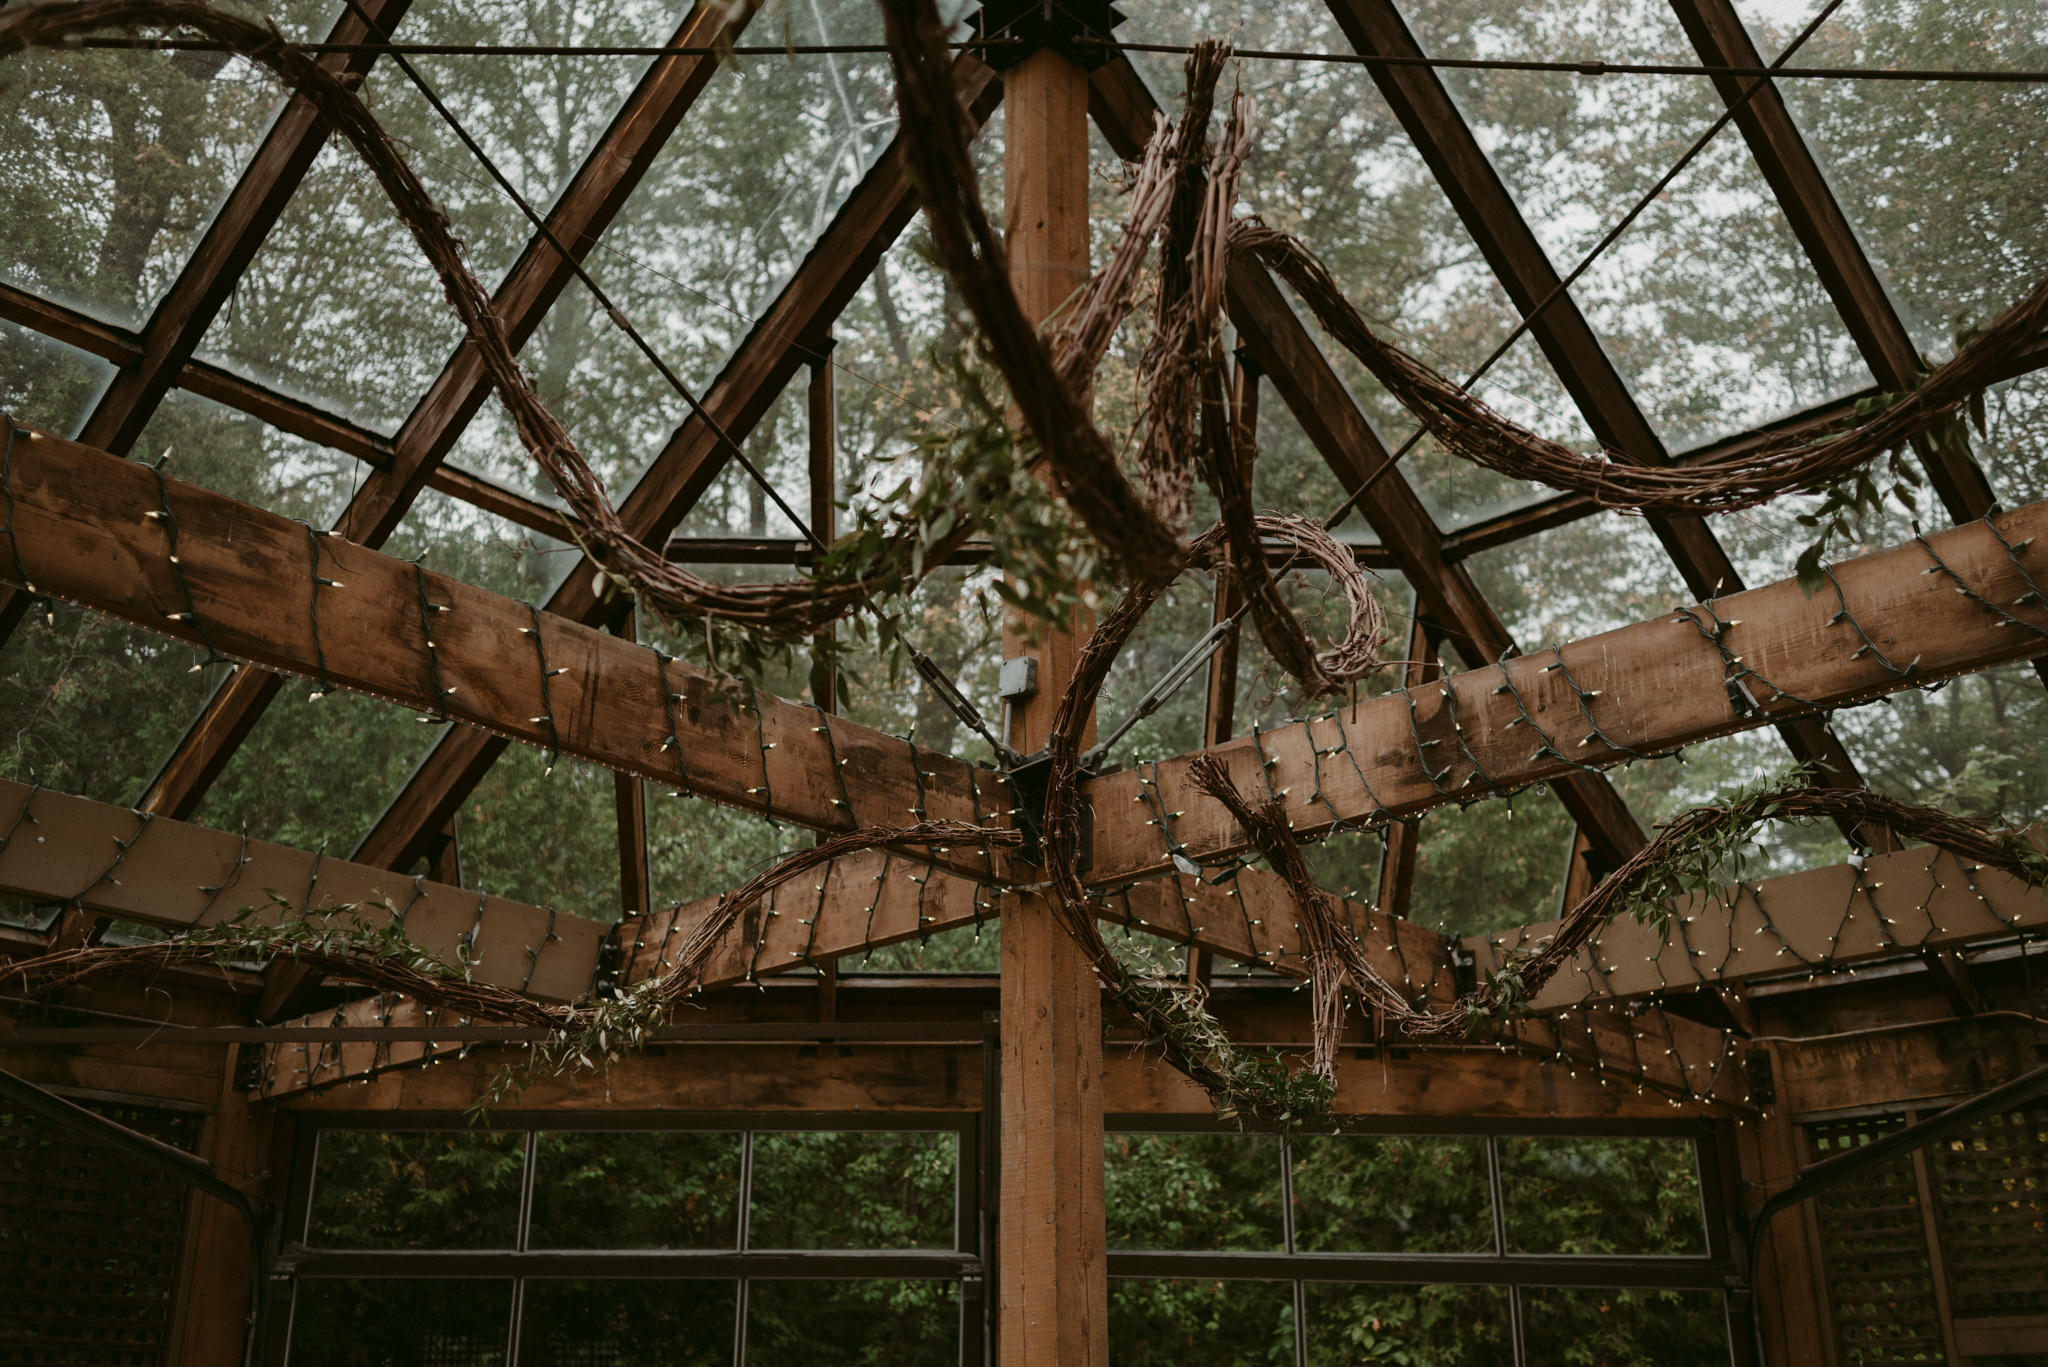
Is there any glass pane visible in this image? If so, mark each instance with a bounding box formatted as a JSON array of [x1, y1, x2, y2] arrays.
[[289, 1278, 512, 1367], [1304, 1282, 1512, 1366], [527, 1130, 742, 1250], [1290, 1135, 1493, 1254], [133, 387, 359, 524], [0, 607, 233, 806], [1403, 0, 1865, 450], [1519, 1287, 1729, 1365], [1465, 516, 1691, 651], [1498, 1136, 1706, 1255], [1108, 1279, 1295, 1366], [0, 316, 117, 438], [305, 1130, 525, 1249], [1611, 732, 1855, 883], [1408, 787, 1575, 937], [746, 1131, 956, 1250], [518, 1279, 735, 1366], [1105, 1133, 1286, 1252], [0, 4, 332, 327], [455, 746, 620, 916], [742, 1279, 957, 1367]]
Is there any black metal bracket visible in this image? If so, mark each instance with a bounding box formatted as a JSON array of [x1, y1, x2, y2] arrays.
[[972, 0, 1126, 70], [1002, 749, 1094, 869]]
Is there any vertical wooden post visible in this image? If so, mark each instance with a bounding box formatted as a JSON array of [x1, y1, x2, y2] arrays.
[[808, 338, 840, 1023], [998, 41, 1108, 1367], [168, 1047, 274, 1367], [612, 609, 651, 922], [1736, 1049, 1836, 1366], [1376, 611, 1436, 918]]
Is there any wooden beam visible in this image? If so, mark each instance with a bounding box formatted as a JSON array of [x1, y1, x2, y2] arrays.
[[1316, 0, 1878, 830], [613, 854, 1455, 1006], [1376, 615, 1437, 922], [1507, 1004, 1756, 1111], [1082, 499, 2048, 883], [1734, 1044, 1836, 1367], [135, 0, 758, 824], [0, 427, 1005, 882], [1469, 842, 2048, 1012], [1000, 43, 1109, 1367], [164, 1047, 273, 1367], [0, 779, 604, 1001], [347, 53, 1004, 877]]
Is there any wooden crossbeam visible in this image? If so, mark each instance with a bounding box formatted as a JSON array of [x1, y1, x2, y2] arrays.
[[1472, 843, 2048, 1011], [0, 426, 1006, 883], [348, 53, 1004, 878], [1083, 501, 2048, 883], [1507, 1004, 1756, 1111], [0, 780, 604, 1002], [614, 854, 1456, 1006]]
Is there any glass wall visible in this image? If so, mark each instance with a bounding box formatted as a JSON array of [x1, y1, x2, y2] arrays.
[[1103, 1122, 1737, 1366], [277, 1118, 979, 1367]]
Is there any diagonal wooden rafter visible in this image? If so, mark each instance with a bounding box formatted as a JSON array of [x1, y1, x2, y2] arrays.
[[0, 779, 606, 1002], [1664, 0, 1996, 521], [134, 0, 759, 824], [1089, 53, 1649, 866], [1081, 497, 2048, 884], [0, 0, 415, 648], [1318, 0, 1882, 838], [344, 53, 1005, 882]]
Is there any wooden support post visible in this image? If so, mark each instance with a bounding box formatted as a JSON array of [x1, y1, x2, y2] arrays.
[[612, 610, 652, 923], [1375, 610, 1437, 922], [999, 43, 1108, 1367], [808, 338, 840, 1021], [1735, 1052, 1836, 1366], [166, 1046, 274, 1367]]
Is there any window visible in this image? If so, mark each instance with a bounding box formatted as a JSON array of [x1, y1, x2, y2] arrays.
[[1104, 1121, 1735, 1367], [279, 1118, 980, 1367]]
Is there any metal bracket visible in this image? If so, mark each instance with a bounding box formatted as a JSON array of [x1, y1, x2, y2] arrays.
[[1002, 749, 1094, 869], [972, 0, 1126, 70]]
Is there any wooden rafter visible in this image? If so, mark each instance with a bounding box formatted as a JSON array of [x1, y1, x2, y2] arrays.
[[345, 53, 1005, 879], [134, 0, 758, 824], [1318, 0, 1882, 836], [0, 779, 606, 1001]]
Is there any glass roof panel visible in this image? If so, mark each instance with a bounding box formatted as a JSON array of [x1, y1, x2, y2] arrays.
[[1409, 786, 1575, 936], [1610, 730, 1854, 878], [0, 606, 234, 806], [1734, 0, 2048, 503], [0, 0, 336, 328], [0, 318, 117, 437], [135, 385, 360, 523], [456, 745, 619, 915], [1825, 661, 2048, 828], [1404, 0, 1870, 451], [192, 0, 678, 432], [1463, 514, 1690, 649], [1110, 25, 1607, 530]]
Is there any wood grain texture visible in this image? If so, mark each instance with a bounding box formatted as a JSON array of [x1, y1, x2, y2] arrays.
[[1082, 501, 2048, 883], [0, 779, 605, 1002]]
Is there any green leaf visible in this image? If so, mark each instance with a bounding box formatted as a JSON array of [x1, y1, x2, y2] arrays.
[[1795, 542, 1828, 599]]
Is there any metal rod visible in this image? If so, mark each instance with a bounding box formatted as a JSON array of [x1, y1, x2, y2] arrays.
[[0, 1020, 999, 1045]]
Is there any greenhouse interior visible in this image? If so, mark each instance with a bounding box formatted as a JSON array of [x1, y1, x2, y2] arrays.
[[0, 0, 2044, 1361]]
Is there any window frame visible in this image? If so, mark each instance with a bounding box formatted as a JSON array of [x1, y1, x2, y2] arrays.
[[271, 1110, 985, 1367]]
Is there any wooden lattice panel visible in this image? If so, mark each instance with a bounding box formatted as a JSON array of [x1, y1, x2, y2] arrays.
[[1929, 1104, 2048, 1319], [1807, 1115, 1948, 1364], [0, 1102, 200, 1365]]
